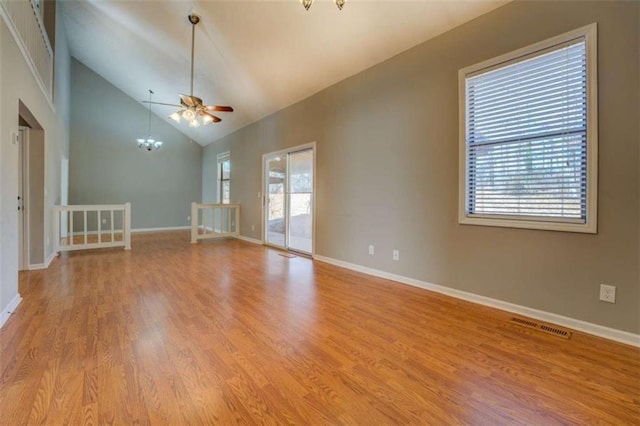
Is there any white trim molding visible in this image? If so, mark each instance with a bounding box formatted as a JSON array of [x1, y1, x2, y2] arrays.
[[237, 235, 264, 245], [458, 23, 598, 234], [132, 226, 191, 233], [0, 293, 23, 328], [27, 251, 56, 270], [314, 255, 640, 348]]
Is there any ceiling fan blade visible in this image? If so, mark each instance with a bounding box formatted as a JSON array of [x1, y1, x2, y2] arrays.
[[142, 101, 182, 107], [205, 105, 234, 112], [180, 94, 203, 108], [202, 111, 222, 123]]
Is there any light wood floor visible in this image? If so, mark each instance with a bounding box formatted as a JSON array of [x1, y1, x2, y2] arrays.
[[1, 231, 638, 424]]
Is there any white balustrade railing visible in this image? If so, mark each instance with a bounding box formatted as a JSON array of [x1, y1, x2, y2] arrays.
[[0, 0, 54, 101], [191, 203, 240, 243], [53, 203, 131, 253]]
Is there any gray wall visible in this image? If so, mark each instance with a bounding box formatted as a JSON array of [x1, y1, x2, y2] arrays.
[[203, 1, 640, 334], [70, 59, 202, 230]]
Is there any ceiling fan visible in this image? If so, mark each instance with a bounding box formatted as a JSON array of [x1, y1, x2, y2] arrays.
[[144, 14, 233, 128]]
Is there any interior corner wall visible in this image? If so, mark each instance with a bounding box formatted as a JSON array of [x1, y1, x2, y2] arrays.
[[1, 4, 71, 325], [69, 59, 202, 230], [203, 0, 640, 334]]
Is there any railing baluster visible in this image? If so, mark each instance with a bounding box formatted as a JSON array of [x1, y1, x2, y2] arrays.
[[98, 211, 102, 244], [214, 207, 217, 234], [83, 210, 87, 244], [111, 210, 114, 242]]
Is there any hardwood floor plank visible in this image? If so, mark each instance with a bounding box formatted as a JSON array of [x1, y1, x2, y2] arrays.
[[0, 231, 638, 424]]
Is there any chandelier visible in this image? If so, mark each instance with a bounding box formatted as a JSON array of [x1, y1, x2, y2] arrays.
[[301, 0, 346, 11], [137, 90, 163, 151]]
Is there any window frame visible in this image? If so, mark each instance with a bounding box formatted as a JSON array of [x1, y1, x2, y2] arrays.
[[217, 151, 231, 204], [458, 23, 598, 233]]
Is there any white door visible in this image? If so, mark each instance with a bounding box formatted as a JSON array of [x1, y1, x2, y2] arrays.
[[263, 144, 315, 255]]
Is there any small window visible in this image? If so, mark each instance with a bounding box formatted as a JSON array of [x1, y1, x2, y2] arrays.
[[459, 24, 597, 233], [217, 152, 230, 204]]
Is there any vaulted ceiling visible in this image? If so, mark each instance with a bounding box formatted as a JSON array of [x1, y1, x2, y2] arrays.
[[61, 0, 508, 146]]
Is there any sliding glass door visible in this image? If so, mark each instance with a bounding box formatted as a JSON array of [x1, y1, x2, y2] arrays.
[[265, 155, 286, 247], [264, 145, 314, 254]]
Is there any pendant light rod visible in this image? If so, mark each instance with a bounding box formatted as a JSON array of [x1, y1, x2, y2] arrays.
[[137, 89, 163, 151], [147, 89, 153, 136], [188, 13, 200, 97]]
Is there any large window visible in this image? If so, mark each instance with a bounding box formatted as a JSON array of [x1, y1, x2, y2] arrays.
[[217, 152, 230, 204], [459, 24, 597, 233]]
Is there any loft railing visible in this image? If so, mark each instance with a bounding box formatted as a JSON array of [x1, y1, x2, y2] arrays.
[[191, 202, 240, 243], [53, 203, 132, 253], [0, 0, 53, 101]]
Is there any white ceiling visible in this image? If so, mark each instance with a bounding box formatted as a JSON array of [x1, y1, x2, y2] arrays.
[[61, 0, 508, 146]]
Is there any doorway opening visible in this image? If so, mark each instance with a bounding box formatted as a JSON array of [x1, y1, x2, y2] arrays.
[[18, 102, 45, 270], [263, 143, 315, 255]]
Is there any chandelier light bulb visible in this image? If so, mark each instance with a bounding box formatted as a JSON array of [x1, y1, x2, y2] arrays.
[[189, 119, 200, 128], [182, 108, 196, 121], [334, 0, 346, 10]]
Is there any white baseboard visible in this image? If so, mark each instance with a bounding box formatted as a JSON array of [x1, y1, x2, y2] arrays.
[[28, 263, 46, 270], [28, 251, 57, 270], [0, 293, 23, 328], [132, 226, 190, 233], [237, 235, 264, 245], [314, 255, 640, 348], [45, 251, 56, 267]]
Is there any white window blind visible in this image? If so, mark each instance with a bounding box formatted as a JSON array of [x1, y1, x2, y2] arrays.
[[464, 38, 588, 223]]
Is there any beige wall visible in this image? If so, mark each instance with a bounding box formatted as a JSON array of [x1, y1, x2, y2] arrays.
[[27, 128, 44, 265], [0, 3, 70, 321], [203, 1, 640, 333]]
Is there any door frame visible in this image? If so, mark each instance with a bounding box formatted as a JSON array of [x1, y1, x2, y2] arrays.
[[261, 141, 316, 257], [18, 126, 30, 270]]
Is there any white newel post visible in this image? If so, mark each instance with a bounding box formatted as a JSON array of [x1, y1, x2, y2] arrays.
[[191, 202, 198, 244], [53, 206, 60, 255], [124, 202, 132, 250]]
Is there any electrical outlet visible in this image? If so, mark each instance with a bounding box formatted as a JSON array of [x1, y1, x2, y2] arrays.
[[368, 245, 375, 255], [393, 250, 400, 261], [599, 284, 616, 303]]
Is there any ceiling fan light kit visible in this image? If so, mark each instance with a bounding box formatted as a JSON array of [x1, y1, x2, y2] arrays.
[[144, 14, 233, 128], [300, 0, 346, 11], [137, 90, 163, 151]]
